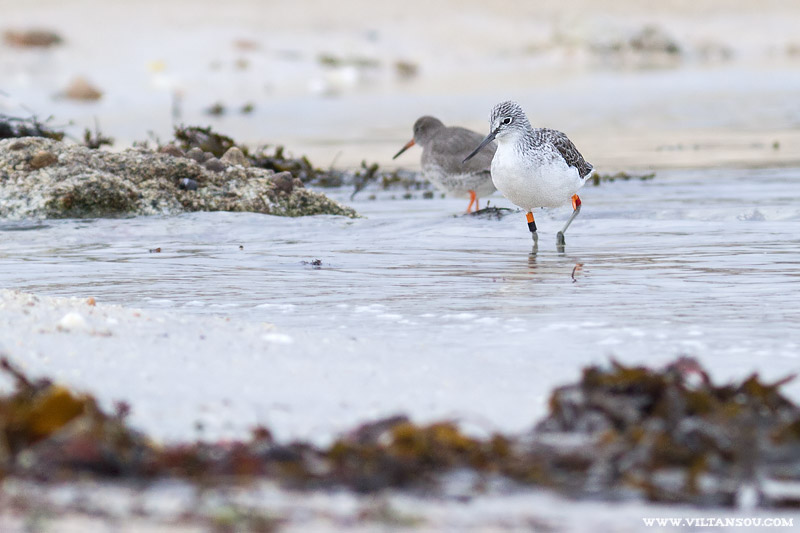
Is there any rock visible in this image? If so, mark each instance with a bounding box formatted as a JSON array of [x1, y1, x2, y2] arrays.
[[158, 144, 185, 158], [203, 157, 226, 172], [29, 150, 58, 170], [394, 60, 419, 79], [220, 146, 250, 167], [271, 171, 294, 194], [57, 312, 88, 331], [47, 171, 139, 217], [4, 29, 62, 47], [292, 178, 305, 189], [185, 147, 209, 163], [62, 76, 103, 101], [0, 137, 358, 219], [178, 178, 198, 191]]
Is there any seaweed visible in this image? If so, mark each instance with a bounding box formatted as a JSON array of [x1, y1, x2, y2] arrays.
[[249, 145, 319, 183], [590, 171, 655, 186], [82, 122, 114, 149], [0, 114, 65, 141], [172, 125, 238, 158], [3, 354, 800, 507], [168, 125, 429, 192]]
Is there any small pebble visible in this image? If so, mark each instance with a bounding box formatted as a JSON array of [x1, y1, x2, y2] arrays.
[[62, 76, 103, 101], [262, 333, 293, 344], [220, 146, 250, 167], [271, 171, 294, 194], [29, 150, 58, 170], [394, 60, 419, 79], [178, 178, 198, 191], [57, 312, 88, 331], [159, 144, 185, 158], [204, 158, 225, 172], [186, 147, 207, 163]]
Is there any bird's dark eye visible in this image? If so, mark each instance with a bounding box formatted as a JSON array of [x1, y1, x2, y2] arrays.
[[502, 117, 512, 125]]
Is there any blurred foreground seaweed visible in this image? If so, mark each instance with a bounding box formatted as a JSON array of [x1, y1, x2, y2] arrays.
[[2, 355, 800, 507]]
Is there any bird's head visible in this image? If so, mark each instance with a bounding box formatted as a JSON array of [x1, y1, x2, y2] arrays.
[[463, 101, 530, 163], [393, 116, 445, 159], [488, 101, 530, 142]]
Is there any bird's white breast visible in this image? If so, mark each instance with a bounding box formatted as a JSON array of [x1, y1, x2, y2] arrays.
[[491, 143, 585, 211]]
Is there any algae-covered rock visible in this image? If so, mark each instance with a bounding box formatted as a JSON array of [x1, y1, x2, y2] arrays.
[[0, 137, 357, 219]]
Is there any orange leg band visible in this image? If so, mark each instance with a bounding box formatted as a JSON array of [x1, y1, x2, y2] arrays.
[[526, 212, 537, 233], [571, 194, 582, 210]]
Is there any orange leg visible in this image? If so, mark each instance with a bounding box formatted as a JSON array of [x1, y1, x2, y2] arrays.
[[466, 190, 477, 213], [557, 194, 582, 246]]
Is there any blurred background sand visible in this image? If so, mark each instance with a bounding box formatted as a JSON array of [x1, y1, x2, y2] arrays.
[[2, 0, 800, 167]]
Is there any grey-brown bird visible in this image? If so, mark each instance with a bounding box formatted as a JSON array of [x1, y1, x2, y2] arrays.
[[393, 116, 496, 212]]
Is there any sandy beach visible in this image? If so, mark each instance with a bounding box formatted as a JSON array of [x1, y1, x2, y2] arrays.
[[2, 0, 800, 167]]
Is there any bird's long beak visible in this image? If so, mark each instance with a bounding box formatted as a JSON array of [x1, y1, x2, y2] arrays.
[[463, 130, 497, 163], [393, 139, 415, 160]]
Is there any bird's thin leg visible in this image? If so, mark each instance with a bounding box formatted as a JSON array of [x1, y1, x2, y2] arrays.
[[556, 194, 582, 246], [526, 211, 538, 246], [466, 190, 477, 213]]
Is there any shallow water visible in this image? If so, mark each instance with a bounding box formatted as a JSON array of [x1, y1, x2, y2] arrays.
[[1, 167, 799, 443]]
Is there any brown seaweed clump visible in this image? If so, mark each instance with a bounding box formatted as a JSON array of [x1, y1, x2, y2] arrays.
[[168, 125, 432, 197], [170, 126, 320, 182], [0, 358, 155, 480], [2, 356, 800, 508], [534, 358, 800, 505]]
